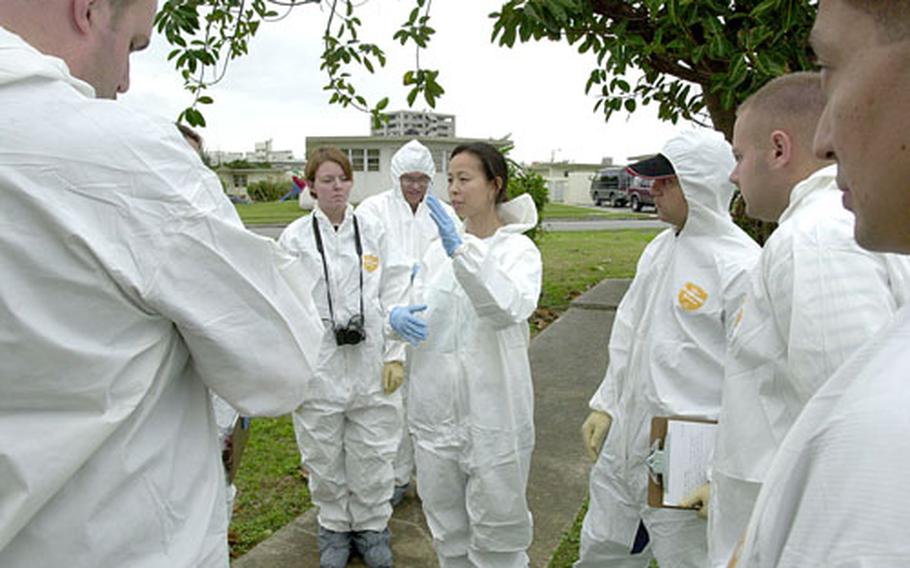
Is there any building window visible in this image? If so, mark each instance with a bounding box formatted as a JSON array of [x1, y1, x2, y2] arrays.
[[351, 149, 365, 171], [367, 149, 380, 172], [341, 148, 366, 171], [233, 174, 247, 189]]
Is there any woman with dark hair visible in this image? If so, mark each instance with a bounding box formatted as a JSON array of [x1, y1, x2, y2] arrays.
[[410, 142, 542, 567], [278, 147, 426, 568]]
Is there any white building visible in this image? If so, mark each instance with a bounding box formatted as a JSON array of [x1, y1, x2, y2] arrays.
[[208, 139, 302, 167], [527, 160, 608, 205], [304, 135, 509, 205], [208, 150, 245, 165], [371, 110, 456, 138]]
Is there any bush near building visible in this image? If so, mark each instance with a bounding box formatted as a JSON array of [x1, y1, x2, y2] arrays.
[[246, 178, 288, 202]]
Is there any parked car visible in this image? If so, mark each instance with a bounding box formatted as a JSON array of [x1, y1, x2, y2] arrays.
[[627, 176, 654, 212], [590, 166, 632, 207]]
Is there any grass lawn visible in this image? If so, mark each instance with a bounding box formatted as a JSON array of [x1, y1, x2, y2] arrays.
[[537, 229, 657, 315], [234, 201, 309, 225], [229, 416, 309, 558], [542, 203, 653, 220], [227, 228, 660, 560], [549, 500, 588, 567], [234, 200, 652, 226], [547, 498, 657, 568]]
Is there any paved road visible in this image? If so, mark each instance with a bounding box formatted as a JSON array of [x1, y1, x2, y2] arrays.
[[542, 218, 667, 231], [249, 218, 667, 239]]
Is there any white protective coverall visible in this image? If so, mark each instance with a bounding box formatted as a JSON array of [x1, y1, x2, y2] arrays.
[[408, 193, 542, 568], [576, 129, 760, 568], [279, 205, 409, 533], [708, 166, 910, 568], [355, 139, 458, 488], [736, 303, 910, 567], [0, 27, 323, 567]]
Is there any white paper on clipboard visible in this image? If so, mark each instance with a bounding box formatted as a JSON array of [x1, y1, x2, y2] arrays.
[[662, 420, 716, 507]]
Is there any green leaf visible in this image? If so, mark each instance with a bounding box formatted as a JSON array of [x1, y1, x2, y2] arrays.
[[185, 107, 206, 127]]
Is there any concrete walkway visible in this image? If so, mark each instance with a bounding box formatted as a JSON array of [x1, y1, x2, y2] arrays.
[[234, 279, 632, 567]]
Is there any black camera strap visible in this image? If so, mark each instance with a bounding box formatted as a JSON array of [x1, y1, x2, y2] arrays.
[[312, 212, 364, 327]]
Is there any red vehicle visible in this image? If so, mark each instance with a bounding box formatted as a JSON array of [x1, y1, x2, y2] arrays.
[[627, 175, 655, 212]]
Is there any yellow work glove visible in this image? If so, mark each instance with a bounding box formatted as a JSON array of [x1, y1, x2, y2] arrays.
[[679, 482, 710, 518], [383, 361, 405, 395], [581, 410, 612, 462], [727, 536, 745, 567]]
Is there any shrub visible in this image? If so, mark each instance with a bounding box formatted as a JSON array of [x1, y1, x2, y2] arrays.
[[246, 178, 289, 202]]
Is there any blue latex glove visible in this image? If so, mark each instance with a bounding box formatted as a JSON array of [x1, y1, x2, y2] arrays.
[[390, 304, 428, 346], [425, 194, 462, 257]]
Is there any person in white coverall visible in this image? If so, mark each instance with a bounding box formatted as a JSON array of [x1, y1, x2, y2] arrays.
[[355, 139, 459, 507], [575, 129, 759, 568], [410, 142, 542, 567], [685, 72, 910, 568], [279, 147, 422, 568], [732, 2, 910, 566], [0, 3, 324, 567]]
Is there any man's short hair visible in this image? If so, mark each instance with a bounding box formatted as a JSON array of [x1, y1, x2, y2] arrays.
[[738, 72, 825, 121], [737, 72, 826, 149], [845, 1, 910, 42]]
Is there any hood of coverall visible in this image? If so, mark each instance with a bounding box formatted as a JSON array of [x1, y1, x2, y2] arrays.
[[496, 193, 538, 235], [0, 26, 95, 97], [661, 129, 737, 235], [389, 139, 436, 205]]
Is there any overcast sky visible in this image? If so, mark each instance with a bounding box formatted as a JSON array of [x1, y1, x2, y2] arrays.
[[125, 1, 687, 165]]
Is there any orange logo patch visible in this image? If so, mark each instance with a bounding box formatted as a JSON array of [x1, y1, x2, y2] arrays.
[[362, 254, 380, 273], [678, 282, 708, 311]]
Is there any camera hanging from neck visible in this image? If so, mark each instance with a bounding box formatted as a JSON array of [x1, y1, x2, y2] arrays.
[[312, 213, 364, 331]]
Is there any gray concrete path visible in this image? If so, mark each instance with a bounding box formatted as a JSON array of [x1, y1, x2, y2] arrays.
[[233, 279, 631, 567]]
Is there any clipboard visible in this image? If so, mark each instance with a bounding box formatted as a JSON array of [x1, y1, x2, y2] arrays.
[[646, 415, 717, 509], [224, 416, 252, 484]]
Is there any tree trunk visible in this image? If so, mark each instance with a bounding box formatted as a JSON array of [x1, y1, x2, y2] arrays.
[[703, 89, 736, 142]]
